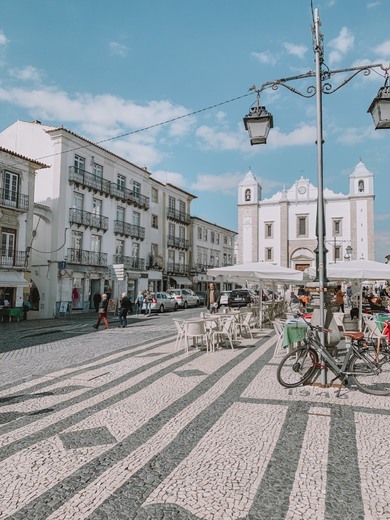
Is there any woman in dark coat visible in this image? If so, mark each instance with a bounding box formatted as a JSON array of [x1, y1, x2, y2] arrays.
[[93, 294, 109, 329]]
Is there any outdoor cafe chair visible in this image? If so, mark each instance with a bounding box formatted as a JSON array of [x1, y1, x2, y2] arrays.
[[211, 316, 235, 351], [184, 320, 210, 354], [272, 319, 287, 358], [173, 319, 186, 351], [237, 312, 253, 339]]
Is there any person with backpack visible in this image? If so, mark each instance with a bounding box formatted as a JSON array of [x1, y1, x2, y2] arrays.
[[118, 292, 132, 328]]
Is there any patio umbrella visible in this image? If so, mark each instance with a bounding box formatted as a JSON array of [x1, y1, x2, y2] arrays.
[[207, 262, 303, 328], [327, 260, 390, 330]]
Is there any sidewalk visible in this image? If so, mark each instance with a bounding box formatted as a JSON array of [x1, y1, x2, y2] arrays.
[[0, 324, 388, 519]]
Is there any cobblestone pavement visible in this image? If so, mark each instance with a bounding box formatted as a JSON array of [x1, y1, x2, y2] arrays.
[[0, 314, 389, 519]]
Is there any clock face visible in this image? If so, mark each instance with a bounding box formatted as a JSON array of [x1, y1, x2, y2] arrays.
[[298, 186, 307, 194]]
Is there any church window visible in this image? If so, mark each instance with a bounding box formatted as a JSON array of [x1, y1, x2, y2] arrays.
[[297, 215, 308, 237], [265, 222, 273, 238], [245, 188, 251, 201], [265, 247, 273, 261], [358, 180, 364, 192]]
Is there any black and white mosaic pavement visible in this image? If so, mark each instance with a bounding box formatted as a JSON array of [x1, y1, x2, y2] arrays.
[[0, 318, 389, 519]]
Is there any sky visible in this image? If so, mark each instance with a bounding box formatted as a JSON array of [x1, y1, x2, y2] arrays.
[[1, 0, 390, 261]]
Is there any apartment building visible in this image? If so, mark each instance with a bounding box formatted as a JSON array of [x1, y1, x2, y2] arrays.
[[190, 216, 237, 291], [0, 147, 48, 309], [0, 121, 195, 318]]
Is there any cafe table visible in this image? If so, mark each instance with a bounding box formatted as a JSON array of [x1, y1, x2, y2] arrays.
[[282, 318, 308, 349]]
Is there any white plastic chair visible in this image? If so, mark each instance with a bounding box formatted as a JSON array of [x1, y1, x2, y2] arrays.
[[272, 319, 286, 358], [185, 320, 210, 353], [237, 312, 253, 339], [173, 319, 186, 351], [211, 316, 235, 351]]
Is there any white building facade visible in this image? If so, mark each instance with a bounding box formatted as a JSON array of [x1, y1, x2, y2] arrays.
[[189, 217, 237, 291], [0, 121, 196, 318], [237, 162, 375, 270], [0, 147, 48, 311]]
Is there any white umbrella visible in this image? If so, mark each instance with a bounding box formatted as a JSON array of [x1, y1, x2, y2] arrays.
[[327, 260, 390, 330], [207, 262, 303, 328]]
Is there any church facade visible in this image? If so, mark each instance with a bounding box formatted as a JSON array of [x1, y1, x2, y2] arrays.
[[237, 161, 375, 270]]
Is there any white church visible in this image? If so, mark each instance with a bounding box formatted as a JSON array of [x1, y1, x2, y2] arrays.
[[237, 161, 375, 270]]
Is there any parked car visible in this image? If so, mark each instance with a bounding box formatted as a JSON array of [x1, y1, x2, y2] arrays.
[[142, 292, 178, 313], [167, 288, 200, 308], [229, 289, 258, 307], [219, 290, 232, 306], [195, 291, 207, 306]]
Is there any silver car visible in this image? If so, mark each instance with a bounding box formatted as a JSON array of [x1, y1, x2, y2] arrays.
[[167, 288, 200, 309], [142, 292, 178, 313]]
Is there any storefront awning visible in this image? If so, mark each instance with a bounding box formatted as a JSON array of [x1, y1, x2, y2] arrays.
[[0, 271, 31, 288], [171, 276, 192, 286]]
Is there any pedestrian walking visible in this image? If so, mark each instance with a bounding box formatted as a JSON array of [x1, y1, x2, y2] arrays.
[[93, 291, 102, 312], [93, 293, 109, 329], [118, 292, 131, 328], [144, 290, 153, 316], [206, 282, 220, 314], [135, 291, 144, 316]]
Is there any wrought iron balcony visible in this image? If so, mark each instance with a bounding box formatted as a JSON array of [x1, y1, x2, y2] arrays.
[[167, 207, 191, 225], [0, 250, 27, 268], [69, 208, 109, 231], [146, 255, 163, 270], [166, 263, 189, 275], [67, 248, 107, 266], [69, 166, 150, 210], [114, 221, 145, 240], [69, 166, 111, 195], [0, 188, 29, 212], [167, 235, 190, 250], [112, 255, 145, 271]]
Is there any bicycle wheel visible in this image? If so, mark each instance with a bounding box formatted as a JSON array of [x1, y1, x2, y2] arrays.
[[349, 353, 390, 396], [277, 345, 319, 388]]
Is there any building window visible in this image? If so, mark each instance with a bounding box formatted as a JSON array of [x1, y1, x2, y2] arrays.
[[179, 226, 185, 239], [334, 246, 341, 261], [117, 174, 125, 191], [151, 243, 158, 257], [358, 180, 364, 192], [3, 171, 19, 206], [224, 236, 228, 245], [74, 155, 85, 174], [117, 206, 125, 221], [179, 200, 185, 214], [133, 211, 140, 226], [265, 247, 273, 261], [92, 198, 102, 215], [215, 233, 220, 244], [151, 214, 158, 229], [1, 231, 15, 263], [91, 234, 101, 253], [332, 219, 342, 236], [297, 216, 308, 237], [197, 226, 202, 240], [169, 196, 175, 210], [133, 180, 141, 197], [245, 188, 251, 201], [169, 223, 175, 236], [73, 192, 84, 210], [151, 187, 158, 203], [116, 239, 124, 256], [210, 231, 215, 243], [203, 228, 208, 241], [93, 162, 103, 178], [265, 222, 273, 239]]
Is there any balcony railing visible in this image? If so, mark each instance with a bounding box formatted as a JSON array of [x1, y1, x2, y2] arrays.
[[167, 235, 190, 250], [69, 208, 109, 231], [112, 255, 145, 271], [68, 167, 150, 210], [67, 248, 107, 266], [0, 188, 29, 212], [166, 263, 189, 275], [167, 207, 191, 225], [146, 255, 163, 270], [0, 250, 27, 268], [114, 220, 145, 240]]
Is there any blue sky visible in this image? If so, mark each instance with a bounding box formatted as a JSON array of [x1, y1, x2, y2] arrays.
[[1, 0, 390, 260]]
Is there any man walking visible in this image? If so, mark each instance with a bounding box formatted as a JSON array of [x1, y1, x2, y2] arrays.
[[119, 292, 131, 328]]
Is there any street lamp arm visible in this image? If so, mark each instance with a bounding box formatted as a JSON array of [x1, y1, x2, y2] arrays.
[[323, 63, 388, 95]]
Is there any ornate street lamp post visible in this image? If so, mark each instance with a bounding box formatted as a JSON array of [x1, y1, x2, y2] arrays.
[[244, 6, 389, 383]]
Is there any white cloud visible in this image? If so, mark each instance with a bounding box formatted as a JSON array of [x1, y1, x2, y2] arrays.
[[109, 41, 128, 57], [283, 42, 307, 59], [251, 51, 277, 66], [337, 125, 382, 144], [195, 124, 248, 151], [9, 65, 44, 83], [328, 27, 355, 66], [367, 2, 381, 8], [151, 169, 187, 188], [266, 124, 316, 148], [0, 31, 7, 46], [373, 40, 390, 59], [190, 171, 282, 196]]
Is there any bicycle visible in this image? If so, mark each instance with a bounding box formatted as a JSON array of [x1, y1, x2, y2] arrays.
[[276, 313, 390, 396]]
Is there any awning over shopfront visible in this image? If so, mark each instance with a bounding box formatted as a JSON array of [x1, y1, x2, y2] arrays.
[[171, 276, 192, 286], [0, 271, 31, 288]]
